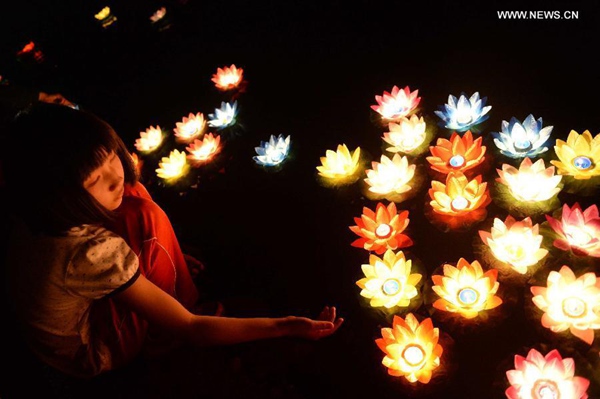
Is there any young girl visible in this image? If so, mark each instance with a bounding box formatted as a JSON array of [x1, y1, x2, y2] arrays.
[[1, 103, 343, 379]]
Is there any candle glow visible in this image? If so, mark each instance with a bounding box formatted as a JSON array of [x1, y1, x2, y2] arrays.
[[546, 203, 600, 257], [530, 265, 600, 344], [208, 101, 238, 129], [94, 6, 117, 28], [174, 112, 206, 143], [316, 144, 361, 180], [371, 85, 420, 121], [156, 149, 189, 181], [426, 131, 486, 175], [185, 133, 221, 164], [134, 125, 164, 153], [253, 134, 291, 166], [492, 114, 553, 159], [211, 64, 244, 91], [434, 92, 491, 132], [428, 172, 490, 215], [496, 158, 562, 202], [382, 115, 427, 153], [150, 7, 167, 23], [551, 130, 600, 179], [364, 154, 416, 195], [349, 202, 412, 254]]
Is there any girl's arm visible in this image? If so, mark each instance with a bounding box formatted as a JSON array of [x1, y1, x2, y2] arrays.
[[113, 274, 343, 346]]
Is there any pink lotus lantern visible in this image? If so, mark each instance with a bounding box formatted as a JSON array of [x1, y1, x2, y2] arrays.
[[546, 203, 600, 257], [371, 85, 420, 122], [174, 112, 206, 143], [185, 133, 221, 165]]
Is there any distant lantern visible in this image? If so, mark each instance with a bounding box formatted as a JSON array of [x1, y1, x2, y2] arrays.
[[174, 112, 206, 143], [156, 149, 189, 182], [134, 126, 164, 153], [207, 101, 238, 129], [185, 133, 221, 165], [371, 85, 420, 122], [94, 6, 117, 28], [212, 64, 244, 91], [253, 134, 291, 166]]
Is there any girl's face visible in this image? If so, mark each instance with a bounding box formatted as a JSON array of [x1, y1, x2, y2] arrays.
[[83, 151, 125, 211]]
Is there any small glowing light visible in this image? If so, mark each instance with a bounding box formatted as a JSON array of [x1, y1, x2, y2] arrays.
[[211, 64, 244, 91], [562, 297, 587, 318], [253, 134, 291, 166], [94, 6, 117, 28], [150, 7, 166, 23], [449, 155, 465, 168], [208, 101, 238, 129], [185, 133, 221, 164], [174, 112, 205, 143], [572, 156, 592, 170], [134, 126, 163, 153], [546, 203, 600, 257], [402, 345, 425, 367], [350, 202, 412, 254], [535, 382, 558, 399], [457, 288, 479, 306], [514, 138, 532, 151], [434, 92, 491, 132], [552, 130, 600, 179], [156, 149, 189, 181], [450, 196, 469, 211], [375, 223, 392, 238], [427, 131, 486, 175], [371, 85, 421, 121], [382, 279, 401, 296]]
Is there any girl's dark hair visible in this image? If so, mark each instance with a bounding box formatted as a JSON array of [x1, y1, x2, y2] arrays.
[[1, 103, 138, 235]]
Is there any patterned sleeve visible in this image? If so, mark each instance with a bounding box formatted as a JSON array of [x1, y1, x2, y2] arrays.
[[65, 228, 140, 299]]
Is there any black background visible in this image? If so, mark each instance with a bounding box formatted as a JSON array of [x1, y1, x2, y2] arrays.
[[1, 1, 600, 398]]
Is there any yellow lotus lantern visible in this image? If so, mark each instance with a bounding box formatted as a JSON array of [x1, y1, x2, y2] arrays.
[[426, 130, 486, 175], [349, 202, 412, 254], [530, 265, 600, 344], [364, 154, 416, 195], [185, 133, 221, 164], [478, 216, 548, 274], [134, 125, 163, 153], [316, 144, 361, 183], [551, 130, 600, 179], [496, 158, 562, 202], [376, 313, 443, 383], [356, 249, 421, 309], [382, 115, 427, 153], [432, 258, 502, 319], [211, 64, 244, 91], [156, 149, 189, 181], [174, 112, 206, 143], [94, 6, 117, 28], [429, 172, 490, 216]]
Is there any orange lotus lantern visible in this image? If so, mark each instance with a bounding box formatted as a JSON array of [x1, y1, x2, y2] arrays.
[[426, 130, 486, 175], [316, 144, 361, 184], [371, 85, 421, 122], [496, 158, 562, 202], [185, 133, 221, 164], [531, 265, 600, 344], [429, 172, 490, 216], [156, 149, 189, 182], [349, 202, 413, 254], [364, 154, 416, 195], [356, 249, 421, 309], [174, 112, 206, 143], [382, 115, 427, 153], [134, 125, 164, 153], [211, 64, 244, 91], [505, 348, 590, 399], [432, 258, 502, 318], [376, 313, 443, 383], [479, 216, 548, 274]]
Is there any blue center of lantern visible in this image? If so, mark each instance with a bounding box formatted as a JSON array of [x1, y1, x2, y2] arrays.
[[514, 139, 532, 151], [457, 288, 478, 305], [382, 279, 400, 296], [572, 156, 592, 170], [449, 155, 465, 168]]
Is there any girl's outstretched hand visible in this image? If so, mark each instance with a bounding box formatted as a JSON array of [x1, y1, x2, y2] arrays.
[[282, 306, 344, 340]]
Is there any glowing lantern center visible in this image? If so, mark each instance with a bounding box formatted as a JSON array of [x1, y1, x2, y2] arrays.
[[451, 196, 470, 211], [402, 344, 425, 367], [455, 109, 472, 125], [449, 155, 465, 168], [572, 156, 592, 170], [562, 297, 587, 318], [382, 278, 401, 296], [266, 147, 284, 162], [506, 243, 525, 260], [564, 226, 592, 246], [514, 139, 532, 151], [375, 223, 392, 238], [532, 379, 559, 399], [195, 143, 216, 159], [401, 137, 419, 151], [457, 288, 479, 306]]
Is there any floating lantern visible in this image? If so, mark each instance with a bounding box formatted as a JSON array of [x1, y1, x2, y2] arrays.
[[94, 6, 117, 28], [174, 112, 205, 143], [185, 133, 221, 164], [531, 265, 600, 344], [316, 144, 361, 181], [428, 172, 490, 216], [364, 154, 416, 195], [505, 348, 590, 399], [371, 85, 420, 121], [496, 158, 562, 202], [546, 203, 600, 257], [349, 202, 412, 254], [253, 134, 291, 166], [492, 114, 553, 158], [434, 91, 491, 132], [431, 258, 502, 319], [211, 64, 244, 91], [479, 216, 548, 274], [208, 101, 238, 129], [426, 130, 486, 175], [382, 115, 427, 153], [149, 7, 167, 23], [376, 313, 443, 383], [16, 41, 44, 62], [356, 249, 421, 309], [134, 126, 164, 153], [551, 130, 600, 179], [156, 149, 189, 181]]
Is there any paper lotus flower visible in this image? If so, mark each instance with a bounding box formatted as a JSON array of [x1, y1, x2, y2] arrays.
[[493, 114, 553, 159], [376, 313, 443, 383], [432, 258, 502, 318], [356, 249, 422, 309], [546, 203, 600, 257], [185, 133, 221, 164], [479, 216, 548, 274], [382, 115, 426, 153], [505, 348, 590, 399], [208, 101, 238, 129], [496, 158, 562, 202], [316, 144, 361, 179], [349, 202, 413, 254], [134, 126, 163, 153], [426, 131, 486, 175], [530, 265, 600, 344], [211, 64, 244, 91], [364, 154, 416, 195], [253, 134, 291, 166], [429, 172, 490, 215], [174, 112, 205, 143], [149, 7, 166, 23], [551, 130, 600, 179], [371, 85, 420, 121], [94, 6, 117, 27], [156, 149, 189, 181], [434, 91, 491, 132]]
